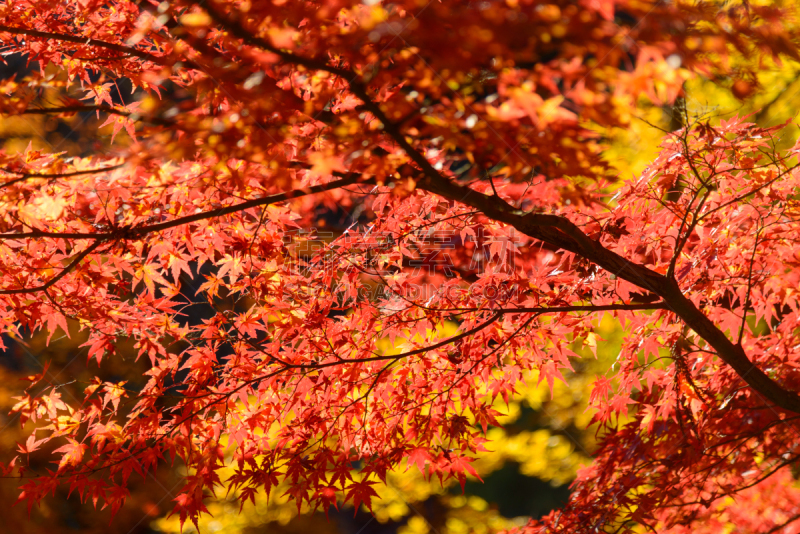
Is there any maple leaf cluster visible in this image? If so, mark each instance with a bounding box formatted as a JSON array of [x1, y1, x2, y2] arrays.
[[0, 0, 799, 531]]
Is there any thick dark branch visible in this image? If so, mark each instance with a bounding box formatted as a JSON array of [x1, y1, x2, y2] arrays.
[[418, 177, 800, 413], [195, 3, 800, 413], [26, 0, 799, 414]]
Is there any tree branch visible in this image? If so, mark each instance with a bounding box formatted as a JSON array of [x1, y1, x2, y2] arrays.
[[125, 0, 800, 413], [0, 163, 126, 190], [765, 512, 800, 534], [0, 25, 162, 64], [459, 303, 669, 314], [16, 105, 174, 127], [0, 174, 368, 240], [0, 240, 102, 295], [196, 1, 351, 78]]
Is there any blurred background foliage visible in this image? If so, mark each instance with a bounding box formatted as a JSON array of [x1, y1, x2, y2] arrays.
[[3, 7, 800, 532]]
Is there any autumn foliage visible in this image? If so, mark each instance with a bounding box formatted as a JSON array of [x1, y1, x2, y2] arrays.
[[1, 0, 800, 531]]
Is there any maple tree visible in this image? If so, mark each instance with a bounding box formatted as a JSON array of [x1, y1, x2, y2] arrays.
[[2, 0, 800, 532]]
